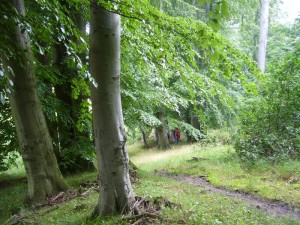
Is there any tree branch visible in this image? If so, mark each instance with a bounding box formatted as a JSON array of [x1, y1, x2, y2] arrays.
[[89, 0, 143, 22]]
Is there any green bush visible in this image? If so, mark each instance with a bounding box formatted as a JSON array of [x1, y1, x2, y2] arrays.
[[235, 130, 299, 163], [0, 101, 19, 171], [235, 20, 300, 163], [59, 137, 96, 174], [202, 129, 233, 146], [235, 70, 299, 162], [235, 85, 299, 162]]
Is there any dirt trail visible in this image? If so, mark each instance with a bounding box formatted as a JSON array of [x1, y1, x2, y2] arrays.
[[159, 172, 300, 221]]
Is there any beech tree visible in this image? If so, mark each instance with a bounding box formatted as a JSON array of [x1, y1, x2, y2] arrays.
[[90, 1, 134, 215], [2, 0, 68, 205], [156, 110, 170, 149], [257, 0, 270, 72]]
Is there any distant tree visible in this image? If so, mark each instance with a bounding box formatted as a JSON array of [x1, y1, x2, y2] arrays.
[[257, 0, 270, 72], [156, 110, 170, 149]]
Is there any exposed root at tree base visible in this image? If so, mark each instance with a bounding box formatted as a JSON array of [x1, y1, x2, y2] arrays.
[[122, 196, 182, 225], [158, 171, 300, 221]]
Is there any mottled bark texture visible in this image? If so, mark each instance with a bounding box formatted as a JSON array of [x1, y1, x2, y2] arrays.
[[6, 0, 68, 205], [90, 1, 134, 215]]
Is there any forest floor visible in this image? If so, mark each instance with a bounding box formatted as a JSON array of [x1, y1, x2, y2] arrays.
[[1, 141, 300, 224], [158, 172, 300, 221], [129, 141, 300, 224]]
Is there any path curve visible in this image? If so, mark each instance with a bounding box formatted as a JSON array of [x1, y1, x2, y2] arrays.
[[159, 172, 300, 221]]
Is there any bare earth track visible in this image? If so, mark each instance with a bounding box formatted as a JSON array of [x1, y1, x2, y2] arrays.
[[159, 172, 300, 221]]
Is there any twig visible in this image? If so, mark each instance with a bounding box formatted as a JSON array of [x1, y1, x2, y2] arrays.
[[52, 192, 64, 202], [132, 217, 144, 225], [130, 197, 147, 215], [81, 186, 97, 196], [187, 156, 209, 162]]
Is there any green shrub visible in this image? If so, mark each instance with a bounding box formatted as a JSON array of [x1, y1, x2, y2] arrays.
[[235, 20, 300, 163], [202, 129, 233, 146], [59, 137, 96, 174]]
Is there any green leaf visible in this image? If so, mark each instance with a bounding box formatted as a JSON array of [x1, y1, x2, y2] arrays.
[[198, 0, 210, 6], [221, 0, 229, 17]]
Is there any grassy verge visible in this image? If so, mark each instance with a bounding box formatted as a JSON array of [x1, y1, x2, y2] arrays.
[[134, 172, 299, 224], [128, 143, 300, 206]]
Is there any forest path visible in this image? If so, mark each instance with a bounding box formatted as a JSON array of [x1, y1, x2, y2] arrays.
[[158, 172, 300, 221]]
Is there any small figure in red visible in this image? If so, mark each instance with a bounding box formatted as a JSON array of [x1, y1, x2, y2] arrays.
[[174, 128, 180, 144]]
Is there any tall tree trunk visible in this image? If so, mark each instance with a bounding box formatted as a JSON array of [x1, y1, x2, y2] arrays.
[[90, 2, 134, 215], [156, 111, 170, 149], [6, 0, 68, 205], [257, 0, 270, 72]]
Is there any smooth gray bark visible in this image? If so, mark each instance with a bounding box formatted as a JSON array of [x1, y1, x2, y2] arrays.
[[6, 0, 68, 205], [257, 0, 270, 72], [90, 1, 134, 215], [156, 111, 170, 149]]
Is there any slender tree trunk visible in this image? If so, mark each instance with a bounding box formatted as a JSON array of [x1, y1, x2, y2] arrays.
[[191, 115, 201, 141], [6, 0, 68, 205], [90, 2, 134, 215], [156, 111, 170, 149], [141, 131, 149, 149], [257, 0, 270, 72], [185, 108, 192, 142]]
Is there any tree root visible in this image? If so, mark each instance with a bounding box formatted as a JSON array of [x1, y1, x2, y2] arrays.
[[121, 196, 182, 224], [187, 156, 209, 162]]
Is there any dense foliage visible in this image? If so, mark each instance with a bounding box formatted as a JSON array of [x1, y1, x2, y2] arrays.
[[235, 19, 300, 162], [0, 0, 299, 170]]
